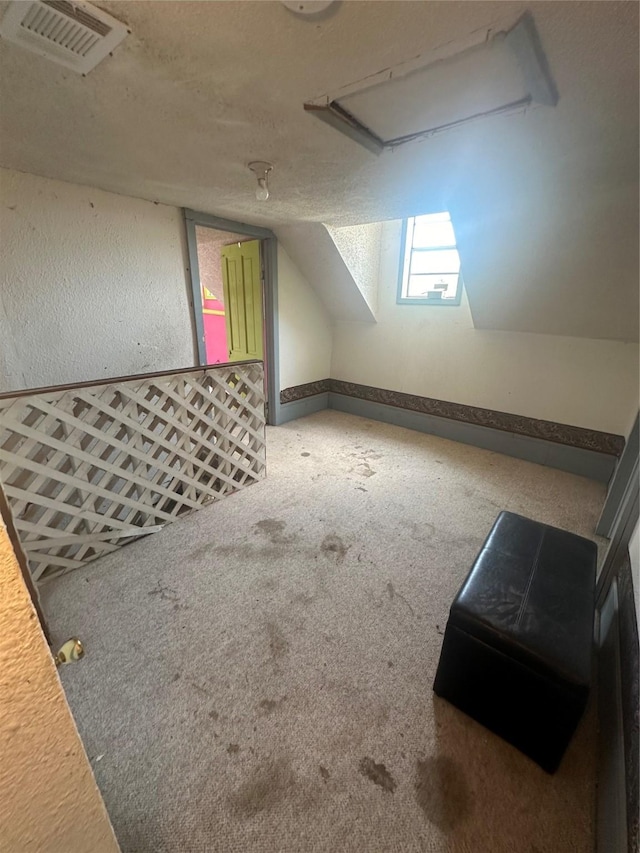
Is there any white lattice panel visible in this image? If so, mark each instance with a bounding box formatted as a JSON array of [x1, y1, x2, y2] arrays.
[[0, 364, 266, 583]]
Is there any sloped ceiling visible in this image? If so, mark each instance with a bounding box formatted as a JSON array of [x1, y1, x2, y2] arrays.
[[0, 1, 637, 341], [278, 223, 376, 323], [325, 222, 381, 317]]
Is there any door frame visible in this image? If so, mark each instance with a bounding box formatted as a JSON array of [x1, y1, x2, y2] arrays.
[[184, 209, 281, 426], [595, 412, 639, 607]]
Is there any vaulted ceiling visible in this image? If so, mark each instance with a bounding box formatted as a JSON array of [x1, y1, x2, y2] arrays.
[[0, 1, 638, 341]]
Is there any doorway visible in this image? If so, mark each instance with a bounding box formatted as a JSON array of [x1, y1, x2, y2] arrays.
[[184, 210, 280, 425], [192, 226, 259, 365]]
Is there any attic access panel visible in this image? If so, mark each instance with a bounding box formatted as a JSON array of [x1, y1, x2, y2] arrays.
[[304, 12, 558, 155]]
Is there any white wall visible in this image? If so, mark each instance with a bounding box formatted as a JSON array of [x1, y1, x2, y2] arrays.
[[0, 168, 334, 400], [331, 220, 639, 436], [277, 245, 332, 391], [0, 167, 195, 391], [1, 168, 635, 435], [0, 520, 119, 852]]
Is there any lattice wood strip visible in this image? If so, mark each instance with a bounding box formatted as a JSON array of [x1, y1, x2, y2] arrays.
[[0, 364, 266, 583]]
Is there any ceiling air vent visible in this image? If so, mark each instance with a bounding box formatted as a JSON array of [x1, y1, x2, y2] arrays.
[[0, 0, 128, 74]]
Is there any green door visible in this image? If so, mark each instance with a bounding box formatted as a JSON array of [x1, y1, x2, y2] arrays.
[[221, 240, 264, 362]]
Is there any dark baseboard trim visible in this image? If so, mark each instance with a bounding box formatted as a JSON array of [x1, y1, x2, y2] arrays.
[[280, 380, 330, 404], [329, 393, 616, 482], [278, 379, 622, 481], [328, 380, 624, 457], [277, 393, 329, 425]]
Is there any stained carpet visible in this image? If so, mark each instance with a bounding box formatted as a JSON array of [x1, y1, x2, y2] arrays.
[[42, 410, 605, 853]]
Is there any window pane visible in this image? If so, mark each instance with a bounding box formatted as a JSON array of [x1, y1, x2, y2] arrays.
[[415, 212, 451, 222], [410, 248, 460, 275], [412, 217, 456, 248], [406, 273, 459, 299]]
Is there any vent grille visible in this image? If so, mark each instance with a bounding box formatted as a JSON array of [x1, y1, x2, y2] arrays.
[[43, 1, 112, 37], [21, 2, 109, 56], [1, 0, 128, 73]]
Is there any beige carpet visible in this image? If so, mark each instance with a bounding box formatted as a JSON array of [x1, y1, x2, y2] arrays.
[[42, 410, 605, 853]]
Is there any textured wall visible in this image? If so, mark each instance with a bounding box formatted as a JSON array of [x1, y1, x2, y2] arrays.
[[0, 168, 195, 392], [0, 169, 333, 400], [326, 222, 381, 316], [278, 245, 332, 390], [0, 521, 119, 852], [331, 220, 640, 435], [194, 226, 248, 306]]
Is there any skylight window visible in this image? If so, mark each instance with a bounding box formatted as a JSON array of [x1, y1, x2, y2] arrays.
[[398, 212, 463, 305]]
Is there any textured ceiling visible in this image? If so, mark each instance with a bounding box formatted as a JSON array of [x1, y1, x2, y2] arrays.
[[0, 1, 638, 340]]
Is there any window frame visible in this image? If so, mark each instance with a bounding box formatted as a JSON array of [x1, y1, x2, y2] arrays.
[[396, 216, 464, 306]]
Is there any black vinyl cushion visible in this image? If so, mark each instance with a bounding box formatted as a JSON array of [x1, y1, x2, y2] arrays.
[[433, 511, 597, 772], [453, 512, 596, 687]]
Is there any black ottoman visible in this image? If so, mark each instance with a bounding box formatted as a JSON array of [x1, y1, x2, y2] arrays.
[[433, 511, 596, 773]]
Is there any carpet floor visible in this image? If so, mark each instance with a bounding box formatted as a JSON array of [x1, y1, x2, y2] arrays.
[[42, 410, 606, 853]]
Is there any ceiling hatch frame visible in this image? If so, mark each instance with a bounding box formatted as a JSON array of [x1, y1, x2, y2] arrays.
[[304, 11, 559, 156]]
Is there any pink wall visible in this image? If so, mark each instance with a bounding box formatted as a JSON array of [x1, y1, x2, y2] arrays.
[[195, 226, 247, 365], [202, 300, 227, 364]]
